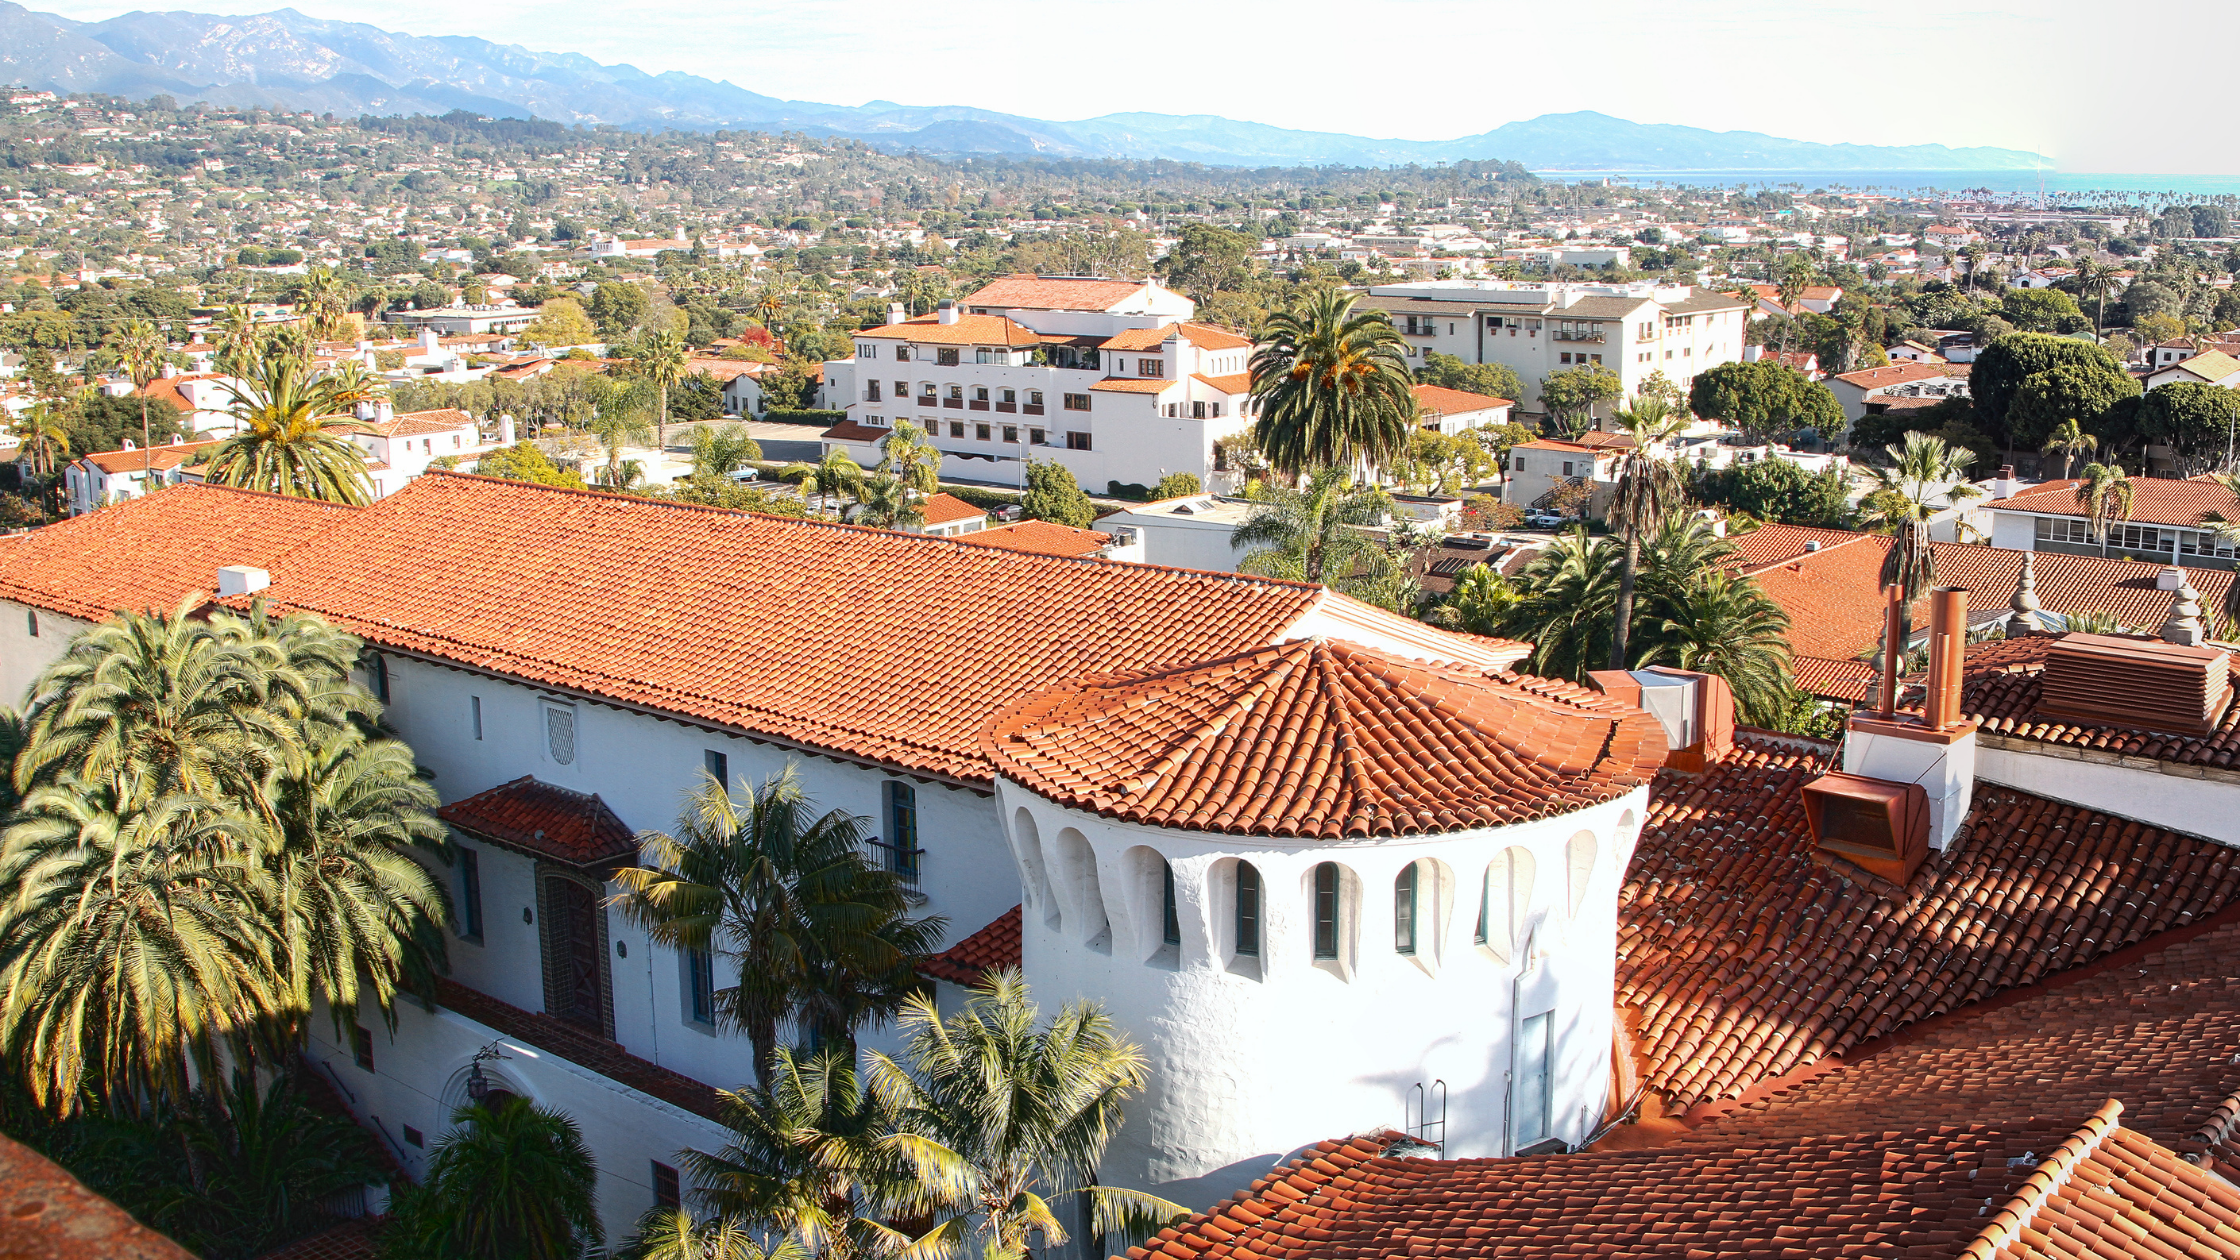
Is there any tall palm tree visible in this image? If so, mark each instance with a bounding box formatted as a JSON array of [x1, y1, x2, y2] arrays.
[[110, 319, 168, 481], [1858, 432, 1984, 648], [1431, 563, 1516, 637], [8, 402, 71, 478], [1775, 259, 1812, 356], [610, 770, 945, 1085], [685, 1049, 912, 1260], [1230, 465, 1394, 590], [207, 351, 375, 504], [1248, 289, 1416, 478], [215, 305, 261, 379], [875, 420, 942, 496], [593, 407, 657, 489], [295, 265, 352, 342], [627, 1210, 807, 1260], [692, 424, 765, 482], [868, 972, 1186, 1260], [2040, 417, 2096, 480], [1650, 569, 1794, 725], [849, 474, 924, 530], [388, 1096, 603, 1260], [805, 449, 863, 517], [2071, 256, 2120, 338], [638, 327, 691, 455], [1495, 527, 1622, 680], [2075, 461, 2136, 557], [1604, 394, 1691, 669]]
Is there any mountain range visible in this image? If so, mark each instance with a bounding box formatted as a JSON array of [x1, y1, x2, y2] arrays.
[[0, 3, 2051, 172]]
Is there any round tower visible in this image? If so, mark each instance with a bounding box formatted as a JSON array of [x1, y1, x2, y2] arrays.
[[979, 638, 1667, 1206]]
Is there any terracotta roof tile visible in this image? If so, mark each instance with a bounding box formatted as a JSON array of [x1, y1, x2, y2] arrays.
[[920, 905, 1021, 985], [1725, 523, 1873, 571], [1985, 476, 2240, 530], [965, 273, 1153, 312], [0, 1132, 197, 1258], [854, 313, 1041, 347], [982, 639, 1665, 839], [1089, 376, 1175, 394], [1791, 653, 1878, 701], [1833, 361, 1950, 389], [918, 492, 986, 527], [437, 775, 636, 868], [1192, 372, 1251, 393], [76, 439, 222, 475], [1412, 383, 1513, 415], [0, 484, 356, 622], [955, 519, 1110, 558], [251, 1218, 381, 1260], [1954, 633, 2240, 769], [1099, 323, 1251, 352], [352, 407, 475, 438]]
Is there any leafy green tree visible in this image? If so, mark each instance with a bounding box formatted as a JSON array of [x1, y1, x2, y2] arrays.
[[58, 392, 187, 456], [1155, 224, 1258, 307], [476, 441, 587, 489], [592, 406, 656, 489], [1231, 467, 1393, 590], [849, 474, 923, 530], [1538, 362, 1622, 437], [109, 318, 168, 462], [610, 770, 944, 1084], [868, 972, 1187, 1260], [1417, 351, 1524, 403], [2005, 362, 2141, 452], [382, 1097, 602, 1260], [1604, 394, 1691, 669], [2066, 257, 2122, 336], [1689, 359, 1843, 442], [589, 281, 652, 338], [1249, 290, 1416, 476], [524, 296, 599, 348], [625, 1210, 806, 1260], [2137, 382, 2240, 477], [1684, 458, 1852, 528], [1022, 459, 1096, 528], [2000, 288, 2086, 333], [1971, 333, 2133, 448], [207, 352, 379, 504], [1496, 517, 1738, 682], [805, 449, 864, 517]]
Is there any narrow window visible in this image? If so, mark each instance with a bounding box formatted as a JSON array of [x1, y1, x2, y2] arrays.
[[1312, 862, 1339, 960], [1235, 862, 1261, 957], [470, 695, 483, 740], [544, 705, 576, 765], [884, 781, 919, 880], [1161, 859, 1181, 946], [686, 946, 715, 1024], [1513, 1011, 1553, 1148], [704, 748, 728, 789], [351, 1024, 375, 1071], [1394, 862, 1418, 955], [25, 609, 36, 638], [459, 847, 483, 941], [652, 1161, 681, 1209], [365, 652, 390, 702]]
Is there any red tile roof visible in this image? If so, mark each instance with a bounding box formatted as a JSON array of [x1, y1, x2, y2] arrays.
[[1984, 475, 2240, 529], [1832, 361, 1950, 390], [1955, 632, 2240, 769], [821, 419, 893, 442], [1791, 653, 1878, 701], [1725, 522, 1871, 571], [252, 1217, 381, 1260], [0, 1132, 197, 1259], [854, 313, 1040, 347], [981, 639, 1665, 839], [919, 492, 986, 527], [919, 905, 1021, 986], [956, 519, 1111, 558], [1618, 734, 2240, 1111], [437, 776, 636, 868], [0, 484, 356, 621], [965, 273, 1152, 312], [1089, 376, 1175, 394], [1099, 322, 1251, 352], [1412, 383, 1513, 415], [352, 407, 475, 438], [231, 473, 1339, 785], [436, 979, 723, 1121], [1193, 371, 1251, 393], [76, 438, 222, 474]]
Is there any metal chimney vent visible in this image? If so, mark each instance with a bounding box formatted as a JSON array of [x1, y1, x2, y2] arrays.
[[2035, 632, 2231, 737]]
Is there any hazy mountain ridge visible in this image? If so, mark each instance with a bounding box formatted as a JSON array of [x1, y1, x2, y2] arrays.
[[0, 3, 2049, 171]]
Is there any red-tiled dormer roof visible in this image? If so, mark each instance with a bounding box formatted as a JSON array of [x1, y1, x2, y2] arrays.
[[354, 407, 475, 438], [1412, 383, 1513, 415], [0, 484, 355, 622], [956, 519, 1110, 559], [964, 273, 1152, 312], [919, 905, 1021, 986], [1193, 371, 1251, 394], [437, 775, 636, 868], [1984, 475, 2240, 529], [1089, 376, 1175, 394], [853, 313, 1041, 348], [77, 439, 221, 475], [1832, 361, 1950, 390], [981, 638, 1665, 839], [918, 492, 986, 527], [1098, 322, 1252, 352]]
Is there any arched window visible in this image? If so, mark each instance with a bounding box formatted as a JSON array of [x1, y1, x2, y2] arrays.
[[1235, 861, 1262, 957], [1312, 862, 1340, 960], [1476, 847, 1535, 959], [1162, 859, 1181, 946], [1394, 862, 1420, 955], [1566, 832, 1598, 916]]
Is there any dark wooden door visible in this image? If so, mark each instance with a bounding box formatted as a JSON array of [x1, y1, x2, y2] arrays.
[[545, 878, 604, 1033]]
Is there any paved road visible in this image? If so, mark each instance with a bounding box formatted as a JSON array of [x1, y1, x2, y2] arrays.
[[665, 418, 827, 464]]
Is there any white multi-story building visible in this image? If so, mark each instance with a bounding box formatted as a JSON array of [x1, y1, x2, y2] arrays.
[[1355, 280, 1752, 424], [60, 436, 223, 515], [817, 275, 1258, 493]]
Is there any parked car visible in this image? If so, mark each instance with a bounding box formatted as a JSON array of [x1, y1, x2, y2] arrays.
[[1523, 510, 1564, 529]]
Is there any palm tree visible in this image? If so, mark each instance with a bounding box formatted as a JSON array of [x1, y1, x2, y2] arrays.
[[627, 1210, 808, 1260], [1248, 288, 1416, 478], [2075, 461, 2136, 557], [805, 449, 863, 517], [685, 1049, 912, 1260], [609, 770, 945, 1085], [110, 319, 168, 481], [1230, 465, 1394, 589], [1858, 432, 1984, 648], [2198, 472, 2240, 636], [2041, 417, 2096, 480], [1775, 259, 1812, 356], [2071, 256, 2120, 338], [692, 424, 765, 481], [215, 305, 261, 378], [295, 265, 352, 342], [8, 402, 71, 478], [1430, 563, 1516, 637], [639, 327, 691, 455], [875, 420, 942, 496], [868, 972, 1186, 1260], [207, 352, 374, 504], [387, 1097, 603, 1260], [592, 407, 657, 489], [849, 474, 924, 530], [1650, 569, 1794, 725], [1495, 528, 1622, 680], [1604, 394, 1691, 669]]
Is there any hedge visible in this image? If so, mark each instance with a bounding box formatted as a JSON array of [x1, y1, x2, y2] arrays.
[[761, 408, 846, 426]]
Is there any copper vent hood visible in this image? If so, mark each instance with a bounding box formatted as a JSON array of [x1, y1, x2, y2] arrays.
[[2035, 632, 2232, 737], [1801, 772, 1930, 884]]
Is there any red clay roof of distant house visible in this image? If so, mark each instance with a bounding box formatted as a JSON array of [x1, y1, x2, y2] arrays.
[[0, 1132, 198, 1259], [1098, 322, 1250, 351], [77, 438, 222, 475], [1193, 371, 1251, 393], [1789, 653, 1878, 701], [352, 407, 476, 438], [918, 492, 985, 527], [955, 518, 1110, 558], [437, 775, 636, 868], [821, 418, 894, 442], [1412, 383, 1513, 414], [981, 638, 1666, 839], [1832, 361, 1950, 389], [1089, 376, 1174, 393], [0, 484, 356, 622], [854, 313, 1041, 347], [1984, 475, 2240, 528], [1724, 522, 1869, 570], [919, 905, 1021, 986], [965, 273, 1152, 312]]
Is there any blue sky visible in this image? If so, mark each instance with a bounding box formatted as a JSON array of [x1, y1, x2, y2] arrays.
[[35, 0, 2234, 174]]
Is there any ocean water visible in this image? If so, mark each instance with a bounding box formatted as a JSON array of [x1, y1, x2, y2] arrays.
[[1538, 170, 2240, 200]]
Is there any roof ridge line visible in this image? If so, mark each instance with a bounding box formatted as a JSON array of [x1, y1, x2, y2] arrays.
[[1123, 646, 1302, 796], [1955, 1098, 2123, 1260]]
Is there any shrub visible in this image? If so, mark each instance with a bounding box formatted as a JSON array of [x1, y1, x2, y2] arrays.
[[1152, 471, 1203, 499], [1023, 460, 1096, 527]]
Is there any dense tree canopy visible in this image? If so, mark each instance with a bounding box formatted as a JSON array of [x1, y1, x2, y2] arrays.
[[1971, 333, 2133, 448], [1689, 359, 1844, 441], [2138, 382, 2240, 477], [2006, 362, 2142, 452]]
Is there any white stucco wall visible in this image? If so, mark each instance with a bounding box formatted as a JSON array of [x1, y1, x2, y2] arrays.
[[1989, 510, 2038, 552], [0, 598, 87, 708], [1975, 738, 2240, 847], [993, 783, 1648, 1209]]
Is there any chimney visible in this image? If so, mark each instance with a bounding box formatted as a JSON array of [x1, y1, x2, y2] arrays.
[[2006, 552, 2044, 636], [161, 362, 178, 379], [2156, 565, 2185, 592], [419, 328, 439, 356], [886, 302, 906, 326], [1803, 539, 1822, 552], [2037, 632, 2229, 735], [375, 400, 394, 424], [1587, 665, 1732, 773], [1842, 585, 1977, 856], [936, 299, 959, 326], [122, 438, 136, 451], [1992, 465, 2018, 499], [216, 565, 269, 597], [498, 413, 516, 445], [2161, 579, 2206, 646]]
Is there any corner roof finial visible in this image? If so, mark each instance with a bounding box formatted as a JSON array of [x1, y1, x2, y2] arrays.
[[2162, 578, 2206, 647], [2006, 552, 2044, 637]]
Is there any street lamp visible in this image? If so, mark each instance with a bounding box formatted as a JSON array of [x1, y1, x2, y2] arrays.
[[465, 1040, 510, 1103]]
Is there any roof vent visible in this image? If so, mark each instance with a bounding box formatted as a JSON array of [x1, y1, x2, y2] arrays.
[[2035, 632, 2231, 736], [1804, 539, 1822, 551], [1587, 666, 1733, 773], [1801, 772, 1930, 884], [216, 565, 269, 597]]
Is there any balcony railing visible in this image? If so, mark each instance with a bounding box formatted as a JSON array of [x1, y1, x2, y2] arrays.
[[866, 836, 924, 890], [995, 401, 1017, 413], [1022, 404, 1045, 416], [1552, 330, 1606, 343], [942, 397, 964, 409], [969, 399, 989, 411]]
